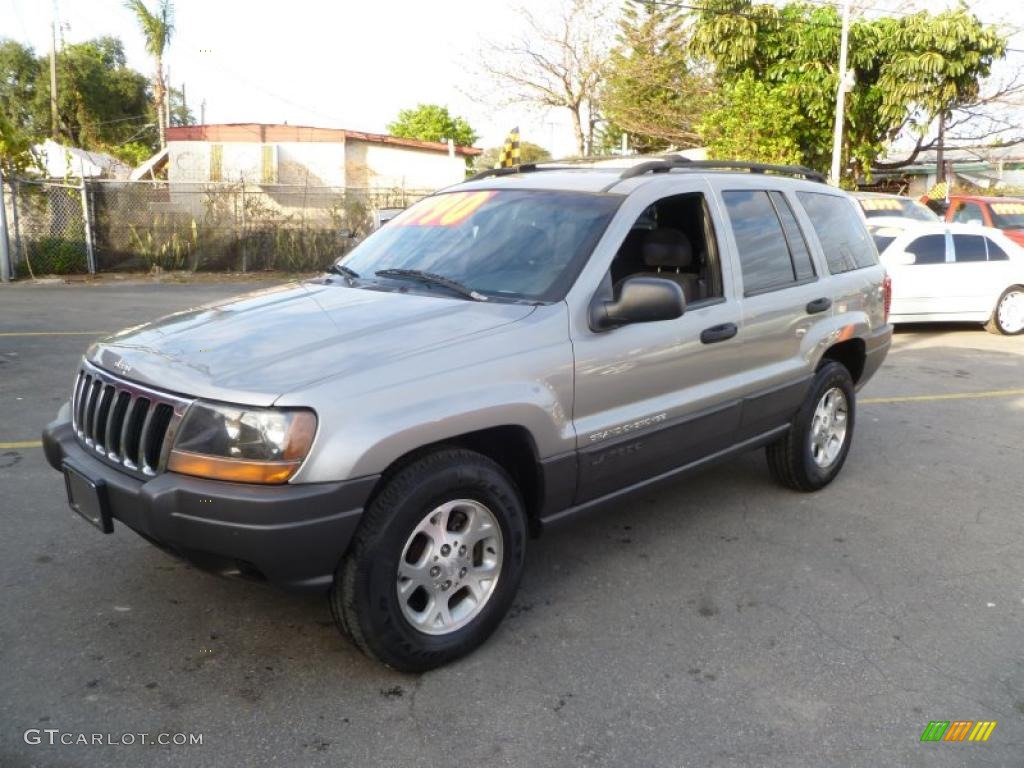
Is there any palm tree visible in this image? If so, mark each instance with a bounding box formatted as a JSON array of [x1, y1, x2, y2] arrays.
[[124, 0, 174, 148]]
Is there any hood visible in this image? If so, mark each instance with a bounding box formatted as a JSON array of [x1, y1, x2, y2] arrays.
[[88, 281, 535, 405]]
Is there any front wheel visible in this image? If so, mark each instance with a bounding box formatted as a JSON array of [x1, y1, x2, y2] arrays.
[[985, 286, 1024, 335], [766, 361, 856, 492], [330, 448, 527, 672]]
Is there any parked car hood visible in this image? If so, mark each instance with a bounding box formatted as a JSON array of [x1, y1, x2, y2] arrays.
[[87, 281, 536, 405]]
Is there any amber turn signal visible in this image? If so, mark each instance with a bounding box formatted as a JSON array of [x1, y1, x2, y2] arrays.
[[167, 450, 302, 484]]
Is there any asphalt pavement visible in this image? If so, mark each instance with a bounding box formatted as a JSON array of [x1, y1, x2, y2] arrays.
[[1, 279, 1022, 768]]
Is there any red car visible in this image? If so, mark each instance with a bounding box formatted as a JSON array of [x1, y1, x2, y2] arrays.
[[945, 195, 1024, 247]]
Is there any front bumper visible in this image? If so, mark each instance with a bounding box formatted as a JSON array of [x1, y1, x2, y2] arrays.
[[43, 412, 378, 593]]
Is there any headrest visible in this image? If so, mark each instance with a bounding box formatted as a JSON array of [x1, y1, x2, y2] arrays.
[[643, 228, 693, 268]]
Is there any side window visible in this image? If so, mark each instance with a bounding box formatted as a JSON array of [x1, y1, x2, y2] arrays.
[[987, 239, 1009, 261], [953, 234, 987, 262], [608, 192, 723, 305], [796, 192, 878, 274], [872, 233, 897, 254], [722, 190, 800, 295], [952, 202, 984, 225], [906, 235, 947, 264], [769, 191, 815, 280]]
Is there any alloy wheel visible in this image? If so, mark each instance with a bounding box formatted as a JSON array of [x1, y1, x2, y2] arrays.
[[396, 499, 503, 635], [810, 386, 849, 468]]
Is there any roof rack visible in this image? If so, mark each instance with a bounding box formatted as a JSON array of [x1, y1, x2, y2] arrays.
[[466, 163, 566, 182], [618, 158, 826, 184], [465, 157, 827, 185]]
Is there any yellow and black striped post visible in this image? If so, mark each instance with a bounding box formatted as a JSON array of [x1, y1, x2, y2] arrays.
[[495, 127, 521, 169]]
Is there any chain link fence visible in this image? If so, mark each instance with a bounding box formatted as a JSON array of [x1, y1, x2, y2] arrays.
[[1, 178, 430, 278], [2, 179, 92, 278]]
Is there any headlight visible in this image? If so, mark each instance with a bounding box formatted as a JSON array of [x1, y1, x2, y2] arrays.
[[167, 401, 317, 484]]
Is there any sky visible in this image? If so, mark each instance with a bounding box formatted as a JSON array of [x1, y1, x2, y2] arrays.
[[2, 0, 1022, 158]]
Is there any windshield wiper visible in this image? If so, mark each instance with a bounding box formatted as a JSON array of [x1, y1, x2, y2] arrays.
[[327, 263, 360, 280], [374, 269, 487, 301]]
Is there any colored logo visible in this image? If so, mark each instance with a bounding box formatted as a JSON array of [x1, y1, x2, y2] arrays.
[[920, 721, 997, 742]]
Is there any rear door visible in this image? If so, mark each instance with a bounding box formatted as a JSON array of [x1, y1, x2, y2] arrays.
[[714, 185, 829, 440], [948, 233, 1001, 314]]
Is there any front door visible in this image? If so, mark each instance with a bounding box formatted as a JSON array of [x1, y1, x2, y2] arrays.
[[568, 178, 746, 504]]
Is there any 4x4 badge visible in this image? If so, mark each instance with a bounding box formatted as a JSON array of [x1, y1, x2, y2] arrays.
[[114, 359, 132, 374]]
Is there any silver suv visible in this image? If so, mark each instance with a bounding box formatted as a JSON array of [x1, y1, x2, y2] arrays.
[[43, 159, 892, 671]]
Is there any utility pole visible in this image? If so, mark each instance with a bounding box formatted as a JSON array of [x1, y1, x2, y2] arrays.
[[165, 65, 172, 128], [829, 0, 852, 187], [181, 82, 187, 124], [49, 12, 59, 139], [0, 166, 11, 283], [200, 99, 207, 125], [935, 110, 947, 200]]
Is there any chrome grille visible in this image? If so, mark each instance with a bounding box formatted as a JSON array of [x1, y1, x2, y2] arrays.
[[70, 361, 193, 478]]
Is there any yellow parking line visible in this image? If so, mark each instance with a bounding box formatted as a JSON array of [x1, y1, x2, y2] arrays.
[[0, 331, 110, 337], [861, 388, 1024, 405], [0, 440, 43, 449]]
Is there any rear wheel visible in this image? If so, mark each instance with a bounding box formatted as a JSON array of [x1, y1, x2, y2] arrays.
[[330, 448, 527, 672], [766, 361, 855, 492], [985, 286, 1024, 335]]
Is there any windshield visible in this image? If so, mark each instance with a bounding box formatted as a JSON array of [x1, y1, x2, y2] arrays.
[[859, 197, 937, 222], [989, 201, 1024, 229], [338, 189, 621, 302]]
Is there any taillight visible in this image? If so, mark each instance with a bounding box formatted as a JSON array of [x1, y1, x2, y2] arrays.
[[882, 274, 892, 323]]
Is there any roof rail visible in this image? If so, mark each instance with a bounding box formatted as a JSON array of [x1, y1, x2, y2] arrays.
[[465, 164, 539, 182], [618, 159, 826, 183], [466, 152, 685, 182]]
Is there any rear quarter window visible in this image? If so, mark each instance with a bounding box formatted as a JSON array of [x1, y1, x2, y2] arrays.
[[797, 192, 878, 274]]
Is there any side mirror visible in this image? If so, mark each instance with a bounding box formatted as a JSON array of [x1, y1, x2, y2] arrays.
[[886, 251, 915, 267], [590, 276, 685, 331]]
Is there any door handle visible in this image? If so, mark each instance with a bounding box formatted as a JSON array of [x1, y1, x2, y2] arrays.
[[700, 322, 738, 344], [805, 297, 832, 314]]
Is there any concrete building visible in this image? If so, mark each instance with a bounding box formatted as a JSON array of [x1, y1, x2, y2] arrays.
[[165, 124, 480, 190]]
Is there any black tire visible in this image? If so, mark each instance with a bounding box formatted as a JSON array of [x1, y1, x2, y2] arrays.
[[766, 361, 856, 492], [330, 448, 527, 672], [984, 286, 1024, 336]]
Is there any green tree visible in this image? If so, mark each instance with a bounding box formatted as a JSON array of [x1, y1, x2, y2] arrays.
[[690, 0, 1007, 180], [35, 37, 152, 150], [476, 141, 552, 169], [387, 104, 478, 147], [0, 40, 42, 136], [0, 111, 37, 175], [698, 73, 803, 165], [601, 1, 712, 152], [124, 0, 174, 148], [0, 36, 179, 167]]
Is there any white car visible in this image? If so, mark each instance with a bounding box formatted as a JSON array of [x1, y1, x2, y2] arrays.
[[876, 222, 1024, 334]]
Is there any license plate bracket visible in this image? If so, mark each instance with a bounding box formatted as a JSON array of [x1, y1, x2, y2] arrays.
[[63, 461, 113, 533]]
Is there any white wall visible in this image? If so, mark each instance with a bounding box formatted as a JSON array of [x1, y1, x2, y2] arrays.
[[346, 141, 465, 190], [276, 142, 345, 186], [168, 141, 210, 182]]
